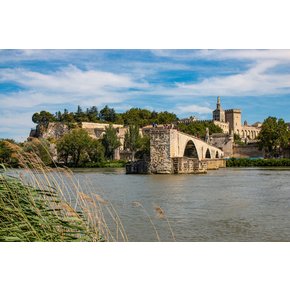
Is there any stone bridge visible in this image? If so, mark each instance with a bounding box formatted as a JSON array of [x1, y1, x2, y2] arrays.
[[148, 128, 225, 174]]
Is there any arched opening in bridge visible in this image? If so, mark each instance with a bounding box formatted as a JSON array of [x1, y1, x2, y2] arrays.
[[205, 148, 211, 159], [215, 151, 219, 158], [184, 140, 198, 158]]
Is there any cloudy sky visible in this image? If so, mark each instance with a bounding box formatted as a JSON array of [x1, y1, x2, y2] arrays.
[[1, 49, 290, 141]]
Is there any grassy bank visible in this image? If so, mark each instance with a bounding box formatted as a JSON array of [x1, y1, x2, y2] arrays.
[[226, 158, 290, 167]]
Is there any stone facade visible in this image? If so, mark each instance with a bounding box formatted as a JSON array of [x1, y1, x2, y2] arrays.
[[209, 133, 234, 158], [172, 157, 207, 174], [149, 129, 172, 174], [213, 120, 229, 134]]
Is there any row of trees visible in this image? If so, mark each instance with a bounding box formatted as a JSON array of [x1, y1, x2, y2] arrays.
[[32, 106, 178, 127]]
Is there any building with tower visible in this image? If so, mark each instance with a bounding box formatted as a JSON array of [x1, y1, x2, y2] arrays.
[[213, 96, 225, 122], [212, 97, 261, 140]]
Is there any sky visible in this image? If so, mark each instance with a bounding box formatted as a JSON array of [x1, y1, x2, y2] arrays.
[[1, 49, 290, 141]]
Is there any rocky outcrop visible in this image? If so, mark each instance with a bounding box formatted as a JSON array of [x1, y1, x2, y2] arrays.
[[38, 123, 69, 140]]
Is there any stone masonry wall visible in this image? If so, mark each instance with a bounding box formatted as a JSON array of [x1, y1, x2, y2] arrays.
[[233, 144, 263, 158], [149, 129, 172, 174]]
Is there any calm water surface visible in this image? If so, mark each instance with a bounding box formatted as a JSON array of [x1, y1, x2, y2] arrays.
[[13, 168, 290, 241]]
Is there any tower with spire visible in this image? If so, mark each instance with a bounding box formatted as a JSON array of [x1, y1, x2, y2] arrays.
[[213, 96, 225, 122]]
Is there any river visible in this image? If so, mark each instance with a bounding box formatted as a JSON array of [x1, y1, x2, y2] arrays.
[[11, 167, 290, 242]]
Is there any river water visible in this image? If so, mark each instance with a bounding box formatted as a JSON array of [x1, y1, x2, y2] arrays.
[[11, 167, 290, 242], [64, 167, 290, 242]]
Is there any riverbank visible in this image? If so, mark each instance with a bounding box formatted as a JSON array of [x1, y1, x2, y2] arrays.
[[226, 158, 290, 167]]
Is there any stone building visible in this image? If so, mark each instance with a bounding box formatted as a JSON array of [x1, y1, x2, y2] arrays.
[[212, 97, 261, 140]]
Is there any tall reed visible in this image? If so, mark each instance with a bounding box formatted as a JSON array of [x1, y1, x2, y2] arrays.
[[0, 142, 128, 242]]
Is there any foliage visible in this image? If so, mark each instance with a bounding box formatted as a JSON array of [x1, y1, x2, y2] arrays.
[[234, 133, 245, 145], [23, 138, 53, 166], [0, 139, 20, 167], [99, 105, 117, 122], [177, 121, 223, 138], [0, 172, 101, 242], [135, 135, 150, 160], [32, 106, 179, 129], [57, 129, 104, 166], [122, 108, 178, 127], [226, 158, 290, 167], [122, 108, 152, 127], [258, 116, 290, 157], [83, 160, 127, 168], [32, 111, 57, 126], [124, 125, 142, 161], [102, 125, 121, 160], [86, 139, 105, 163]]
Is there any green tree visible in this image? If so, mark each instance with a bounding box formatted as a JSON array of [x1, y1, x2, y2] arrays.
[[32, 111, 56, 126], [86, 139, 105, 163], [102, 125, 121, 160], [157, 111, 178, 124], [122, 108, 152, 127], [99, 105, 116, 122], [258, 116, 290, 157], [87, 106, 99, 122], [75, 105, 89, 123], [135, 135, 150, 160], [57, 129, 92, 166], [124, 125, 142, 161]]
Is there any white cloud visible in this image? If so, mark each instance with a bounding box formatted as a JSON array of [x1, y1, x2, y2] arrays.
[[173, 60, 290, 97], [0, 111, 34, 141], [151, 49, 290, 62], [0, 66, 149, 109], [0, 65, 146, 94], [175, 104, 212, 115]]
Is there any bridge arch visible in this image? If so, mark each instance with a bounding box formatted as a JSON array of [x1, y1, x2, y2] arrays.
[[183, 140, 199, 159], [205, 148, 211, 159]]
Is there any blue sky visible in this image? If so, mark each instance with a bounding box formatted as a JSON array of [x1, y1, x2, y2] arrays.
[[1, 49, 290, 141]]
